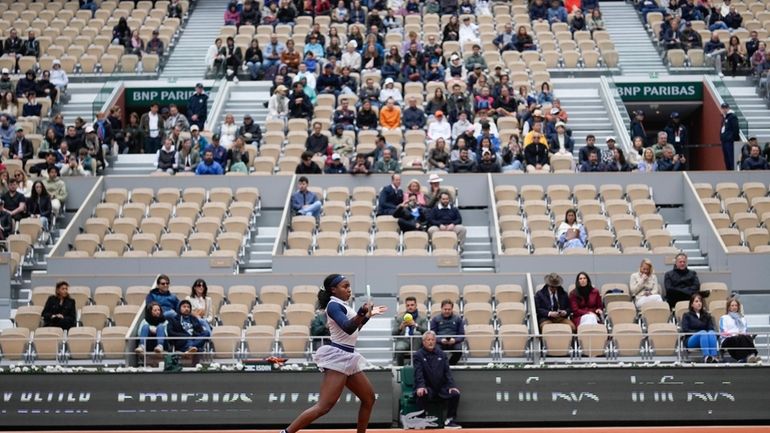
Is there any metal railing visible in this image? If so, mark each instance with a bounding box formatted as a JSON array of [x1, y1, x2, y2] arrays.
[[708, 75, 750, 140]]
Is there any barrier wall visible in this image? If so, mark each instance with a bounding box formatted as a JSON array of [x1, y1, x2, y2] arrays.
[[2, 367, 768, 428]]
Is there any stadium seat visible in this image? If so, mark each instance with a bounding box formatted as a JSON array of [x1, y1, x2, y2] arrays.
[[577, 324, 608, 358], [465, 324, 495, 358], [542, 323, 573, 357], [244, 325, 275, 357]]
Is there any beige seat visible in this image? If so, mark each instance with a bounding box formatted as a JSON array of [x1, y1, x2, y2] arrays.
[[745, 227, 770, 251], [99, 326, 129, 359], [291, 285, 318, 305], [67, 326, 97, 360], [638, 214, 664, 233], [606, 301, 637, 325], [431, 284, 460, 305], [465, 324, 495, 358], [0, 327, 31, 360], [577, 323, 608, 358], [646, 229, 672, 249], [93, 286, 123, 315], [701, 198, 722, 214], [67, 286, 92, 310], [463, 302, 493, 325], [74, 233, 100, 256], [399, 285, 428, 305], [612, 323, 644, 357], [715, 182, 740, 199], [113, 304, 141, 327], [404, 231, 428, 251], [84, 217, 110, 241], [617, 229, 644, 250], [260, 285, 289, 306], [279, 325, 310, 358], [244, 325, 275, 357], [463, 285, 492, 304], [588, 229, 615, 249], [494, 185, 519, 202], [542, 323, 573, 357], [209, 325, 242, 359], [742, 182, 767, 203], [692, 183, 713, 199], [104, 188, 129, 205], [219, 303, 249, 328], [226, 284, 256, 307], [80, 304, 111, 330], [33, 327, 64, 360], [632, 199, 657, 216], [13, 305, 43, 330], [495, 301, 526, 326], [124, 286, 149, 306], [530, 230, 555, 249], [647, 322, 679, 356], [639, 301, 671, 326], [251, 303, 283, 328], [498, 324, 529, 358], [284, 303, 315, 326], [159, 233, 186, 255], [375, 215, 398, 232]]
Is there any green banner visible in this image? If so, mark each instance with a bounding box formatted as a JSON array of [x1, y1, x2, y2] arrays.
[[616, 82, 703, 102], [125, 86, 210, 107]]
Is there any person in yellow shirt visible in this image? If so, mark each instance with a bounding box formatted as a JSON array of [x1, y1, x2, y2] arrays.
[[379, 98, 402, 131], [523, 121, 549, 148]]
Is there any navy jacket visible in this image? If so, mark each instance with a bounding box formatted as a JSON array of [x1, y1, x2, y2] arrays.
[[630, 120, 646, 143], [664, 266, 700, 296], [580, 160, 607, 172], [655, 156, 684, 171], [428, 205, 462, 226], [534, 285, 571, 324], [720, 111, 740, 144], [403, 107, 426, 129], [681, 311, 714, 334], [376, 184, 403, 216], [429, 313, 465, 344], [145, 288, 180, 316], [413, 346, 457, 398], [740, 156, 769, 170], [187, 92, 209, 125]]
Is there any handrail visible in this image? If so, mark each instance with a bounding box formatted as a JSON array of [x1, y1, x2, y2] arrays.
[[487, 173, 503, 257], [204, 79, 230, 133], [49, 177, 104, 257], [704, 75, 749, 142], [91, 81, 124, 121], [599, 76, 634, 156], [272, 174, 298, 257], [682, 172, 729, 255]]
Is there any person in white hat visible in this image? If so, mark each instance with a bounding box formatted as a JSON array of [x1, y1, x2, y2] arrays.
[[379, 77, 402, 106], [50, 59, 69, 92], [267, 85, 289, 122], [601, 135, 617, 165], [340, 40, 361, 72], [426, 173, 454, 208]]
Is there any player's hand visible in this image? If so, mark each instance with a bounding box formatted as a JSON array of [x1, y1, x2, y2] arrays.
[[367, 304, 388, 317], [416, 387, 428, 397]]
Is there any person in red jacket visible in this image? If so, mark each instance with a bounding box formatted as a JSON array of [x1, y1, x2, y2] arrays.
[[568, 272, 603, 330]]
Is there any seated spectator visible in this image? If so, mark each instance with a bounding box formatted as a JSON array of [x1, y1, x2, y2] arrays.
[[459, 16, 480, 46], [664, 253, 701, 309], [221, 37, 240, 79], [403, 96, 426, 130], [267, 85, 289, 122], [10, 126, 34, 165], [41, 166, 66, 215], [413, 331, 462, 428], [719, 297, 760, 363], [750, 42, 767, 76], [477, 149, 501, 173], [296, 150, 323, 174], [450, 148, 478, 173], [41, 280, 76, 330], [291, 176, 322, 218], [636, 147, 657, 172], [547, 0, 568, 24], [224, 2, 240, 25], [579, 150, 607, 172], [394, 192, 429, 232], [723, 6, 742, 30], [187, 278, 214, 332], [656, 145, 685, 171], [325, 153, 348, 174], [704, 32, 726, 76], [507, 26, 535, 52], [168, 0, 184, 18], [548, 122, 574, 154], [660, 16, 682, 50], [60, 155, 88, 177], [524, 132, 550, 173], [112, 17, 131, 46], [146, 274, 180, 319], [330, 125, 354, 159], [136, 301, 168, 354], [534, 273, 574, 331], [155, 138, 178, 174], [557, 209, 587, 250], [428, 111, 452, 143], [27, 181, 52, 234], [428, 138, 451, 172], [570, 9, 587, 32], [681, 21, 702, 51], [586, 8, 605, 31], [206, 38, 226, 77], [277, 0, 297, 24], [350, 154, 371, 175], [288, 82, 313, 119], [21, 91, 41, 117], [167, 300, 210, 354], [529, 0, 548, 21], [464, 44, 486, 71], [0, 199, 11, 240], [494, 23, 516, 50], [357, 100, 379, 130], [740, 143, 769, 170], [316, 64, 339, 97], [374, 149, 402, 173], [500, 136, 525, 172], [244, 39, 264, 80], [333, 98, 357, 131], [726, 35, 747, 76], [368, 135, 399, 163], [681, 293, 719, 363], [379, 97, 401, 130], [3, 179, 26, 222], [392, 296, 429, 365], [606, 148, 632, 172], [569, 272, 603, 328], [195, 149, 225, 175], [376, 174, 403, 216], [146, 30, 165, 58], [429, 300, 465, 365], [427, 192, 466, 248], [379, 78, 402, 106], [306, 122, 330, 155], [630, 258, 664, 308], [226, 138, 250, 173]]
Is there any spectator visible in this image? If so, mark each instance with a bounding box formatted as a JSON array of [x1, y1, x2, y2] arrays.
[[195, 149, 225, 175], [629, 258, 664, 308], [569, 272, 603, 328], [374, 149, 401, 173], [413, 331, 462, 428], [464, 44, 486, 71], [377, 174, 403, 216], [140, 102, 163, 154], [705, 32, 727, 76], [570, 9, 587, 32], [493, 23, 515, 50], [305, 122, 330, 155], [60, 155, 88, 177], [9, 126, 34, 165], [187, 278, 214, 331], [392, 296, 428, 365], [579, 150, 606, 172], [636, 147, 657, 172], [0, 69, 13, 95], [80, 0, 98, 16], [587, 8, 605, 31], [0, 91, 17, 119], [557, 209, 587, 250], [127, 30, 145, 57], [664, 253, 702, 309], [350, 153, 371, 175], [16, 70, 37, 98], [0, 115, 13, 147], [548, 0, 568, 24], [427, 192, 466, 248], [166, 300, 210, 354], [681, 21, 702, 52], [145, 274, 180, 319], [135, 301, 168, 354], [168, 0, 184, 18], [325, 153, 348, 174], [341, 41, 362, 72], [204, 134, 227, 166], [723, 6, 742, 29], [296, 150, 323, 174], [263, 35, 285, 71], [403, 97, 426, 130], [176, 139, 200, 173], [450, 148, 477, 173], [0, 199, 12, 240], [548, 121, 574, 154], [267, 85, 289, 122], [394, 192, 429, 233], [746, 30, 761, 59], [500, 135, 525, 172], [288, 82, 314, 119], [276, 0, 297, 24], [534, 273, 574, 331], [428, 138, 451, 172], [741, 143, 769, 170], [309, 307, 330, 350], [458, 16, 480, 46], [429, 300, 465, 365], [221, 37, 241, 80], [41, 166, 67, 215], [529, 0, 548, 21], [187, 83, 208, 130], [379, 79, 402, 106], [238, 114, 261, 146], [719, 297, 760, 363], [681, 293, 719, 363], [726, 35, 747, 76], [524, 132, 550, 173], [112, 17, 131, 46], [607, 148, 632, 172], [226, 138, 249, 173], [26, 181, 52, 235], [145, 30, 165, 58], [656, 145, 685, 171], [426, 89, 449, 120], [224, 2, 241, 26], [477, 149, 501, 173], [333, 98, 357, 131], [664, 112, 688, 156], [41, 281, 76, 330], [291, 176, 322, 218], [750, 42, 767, 76], [379, 97, 402, 130]]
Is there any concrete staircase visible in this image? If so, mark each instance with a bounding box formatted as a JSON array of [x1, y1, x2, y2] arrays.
[[724, 77, 770, 144], [458, 209, 495, 272], [59, 83, 105, 124], [554, 82, 617, 155], [161, 0, 225, 80], [211, 81, 272, 133], [660, 207, 709, 270], [241, 208, 282, 273], [601, 2, 668, 76]]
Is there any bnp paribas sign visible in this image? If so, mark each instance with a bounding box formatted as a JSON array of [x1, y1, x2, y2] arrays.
[[615, 82, 703, 102]]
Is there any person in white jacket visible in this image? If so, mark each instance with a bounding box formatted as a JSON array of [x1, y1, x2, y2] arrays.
[[427, 111, 452, 143], [267, 85, 289, 123], [50, 60, 69, 91], [218, 113, 238, 148], [340, 41, 361, 72], [719, 297, 760, 363], [378, 78, 403, 106]]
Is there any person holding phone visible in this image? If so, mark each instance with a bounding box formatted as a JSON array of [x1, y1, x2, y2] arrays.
[[630, 258, 663, 308]]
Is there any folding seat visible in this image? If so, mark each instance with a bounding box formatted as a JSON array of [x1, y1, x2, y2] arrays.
[[121, 202, 146, 224], [606, 301, 637, 325], [93, 286, 123, 315], [154, 249, 180, 257], [223, 216, 249, 235], [604, 199, 629, 218], [542, 323, 573, 357], [625, 184, 650, 201], [285, 303, 315, 326], [494, 185, 518, 202], [323, 201, 347, 218], [13, 305, 43, 330], [234, 187, 260, 208], [588, 229, 614, 249], [465, 324, 495, 358], [373, 231, 399, 252], [346, 215, 371, 233], [175, 202, 201, 221], [157, 232, 184, 255], [8, 234, 32, 260], [167, 217, 194, 237], [530, 230, 555, 249], [204, 325, 241, 360], [639, 301, 671, 326], [130, 187, 154, 206], [291, 285, 318, 306], [638, 214, 664, 234], [431, 231, 458, 250], [523, 199, 548, 217], [325, 186, 350, 203], [226, 285, 257, 307], [182, 187, 207, 208], [462, 285, 491, 305], [279, 325, 310, 358], [349, 200, 374, 218], [188, 232, 215, 253], [527, 214, 551, 232], [572, 184, 597, 201], [315, 232, 341, 253], [647, 322, 679, 356], [251, 303, 283, 328], [498, 324, 529, 358], [499, 215, 523, 232], [646, 229, 672, 249], [94, 202, 120, 224], [344, 232, 371, 252], [742, 182, 766, 203], [732, 212, 759, 231], [577, 323, 608, 358], [104, 187, 129, 205], [578, 199, 602, 217], [601, 283, 631, 304], [715, 182, 740, 199], [399, 285, 428, 305], [260, 285, 289, 307], [584, 214, 609, 232], [612, 323, 644, 357], [202, 202, 228, 221], [33, 327, 64, 361], [403, 231, 428, 251], [375, 215, 398, 233], [463, 302, 493, 325], [291, 215, 316, 234], [431, 285, 460, 305], [497, 200, 521, 218], [520, 185, 544, 202], [219, 303, 249, 328], [244, 325, 275, 357], [352, 186, 377, 203], [692, 183, 713, 199], [208, 187, 233, 206], [708, 214, 730, 230], [701, 198, 722, 214], [745, 227, 770, 251], [616, 229, 644, 250], [495, 302, 526, 326], [724, 197, 749, 218], [84, 217, 110, 241], [80, 304, 111, 330], [0, 327, 31, 360], [66, 326, 97, 360]]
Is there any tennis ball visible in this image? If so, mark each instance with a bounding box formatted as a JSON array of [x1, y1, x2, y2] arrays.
[[403, 313, 413, 322]]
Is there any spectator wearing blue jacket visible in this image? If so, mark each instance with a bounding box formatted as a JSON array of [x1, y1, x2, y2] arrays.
[[741, 143, 770, 170], [186, 83, 208, 130], [145, 274, 180, 319], [413, 331, 462, 429], [655, 145, 685, 171], [166, 300, 210, 353], [291, 176, 322, 218], [427, 192, 466, 249], [428, 300, 465, 365], [547, 0, 568, 24], [529, 0, 548, 21], [195, 149, 225, 175], [203, 134, 227, 166]]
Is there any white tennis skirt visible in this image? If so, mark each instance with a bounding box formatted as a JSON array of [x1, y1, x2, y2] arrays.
[[314, 344, 367, 376]]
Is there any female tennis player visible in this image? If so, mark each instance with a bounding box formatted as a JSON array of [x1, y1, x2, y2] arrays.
[[281, 274, 388, 433]]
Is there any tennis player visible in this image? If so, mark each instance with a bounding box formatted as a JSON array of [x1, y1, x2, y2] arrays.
[[281, 274, 388, 433]]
